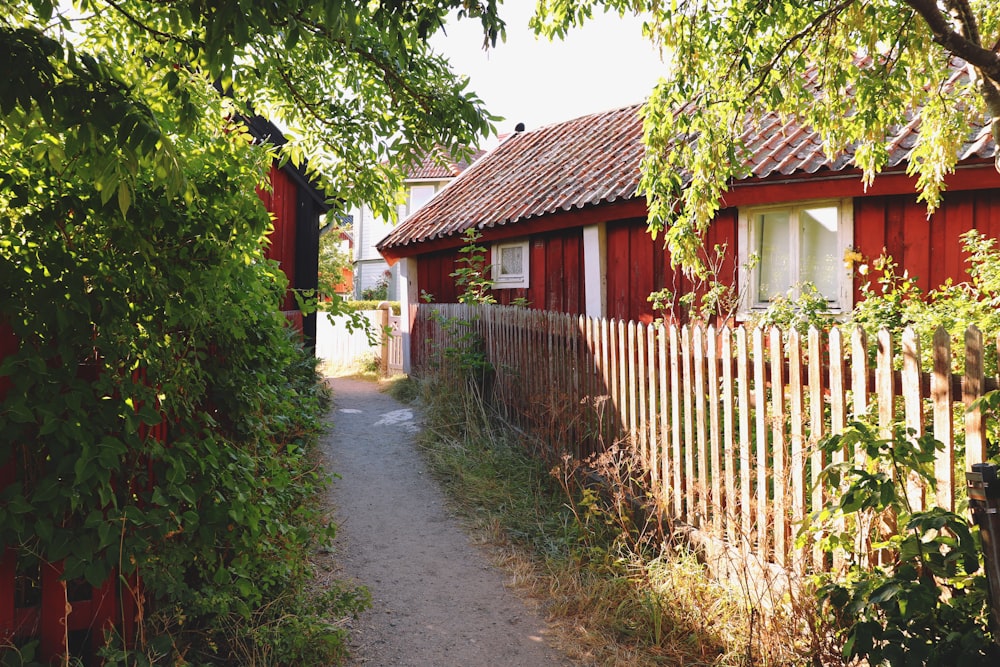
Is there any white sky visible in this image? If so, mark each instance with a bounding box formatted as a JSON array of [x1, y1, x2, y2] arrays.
[[430, 4, 666, 136]]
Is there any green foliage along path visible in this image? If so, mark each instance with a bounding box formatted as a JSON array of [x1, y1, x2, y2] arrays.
[[0, 0, 511, 662]]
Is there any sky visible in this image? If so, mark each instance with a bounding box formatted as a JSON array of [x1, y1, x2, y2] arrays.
[[429, 4, 666, 136]]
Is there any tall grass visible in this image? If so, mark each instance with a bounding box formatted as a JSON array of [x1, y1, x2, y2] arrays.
[[405, 373, 833, 666]]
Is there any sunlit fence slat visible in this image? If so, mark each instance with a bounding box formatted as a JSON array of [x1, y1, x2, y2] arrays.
[[412, 304, 998, 575]]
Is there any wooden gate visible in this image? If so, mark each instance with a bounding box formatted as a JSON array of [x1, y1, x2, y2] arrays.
[[387, 313, 403, 375]]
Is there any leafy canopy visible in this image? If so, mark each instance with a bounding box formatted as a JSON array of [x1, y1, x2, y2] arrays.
[[533, 0, 1000, 274], [1, 0, 506, 221]]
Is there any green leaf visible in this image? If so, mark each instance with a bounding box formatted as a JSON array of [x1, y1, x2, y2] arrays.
[[117, 182, 131, 216]]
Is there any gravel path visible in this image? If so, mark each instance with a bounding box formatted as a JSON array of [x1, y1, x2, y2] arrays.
[[322, 376, 573, 667]]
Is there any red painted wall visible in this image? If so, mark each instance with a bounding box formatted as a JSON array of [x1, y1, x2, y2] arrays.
[[605, 212, 738, 323], [520, 228, 585, 314], [417, 247, 462, 304], [412, 183, 1000, 323], [258, 166, 298, 311], [854, 188, 1000, 298], [417, 228, 586, 313]]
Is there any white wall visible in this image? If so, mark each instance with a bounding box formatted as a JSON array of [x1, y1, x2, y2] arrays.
[[315, 310, 383, 370], [350, 180, 449, 299]]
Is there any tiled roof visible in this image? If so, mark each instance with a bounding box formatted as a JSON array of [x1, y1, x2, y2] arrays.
[[379, 95, 995, 253], [380, 105, 645, 252], [404, 146, 488, 180]]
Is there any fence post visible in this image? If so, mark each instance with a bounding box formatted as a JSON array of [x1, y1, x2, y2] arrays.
[[377, 302, 391, 377], [967, 463, 1000, 645]]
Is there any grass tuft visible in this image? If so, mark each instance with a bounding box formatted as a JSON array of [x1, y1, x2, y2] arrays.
[[414, 373, 829, 666]]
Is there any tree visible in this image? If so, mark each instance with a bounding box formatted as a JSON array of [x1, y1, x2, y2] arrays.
[[318, 223, 354, 299], [533, 0, 1000, 274], [1, 0, 505, 222], [0, 0, 507, 660]]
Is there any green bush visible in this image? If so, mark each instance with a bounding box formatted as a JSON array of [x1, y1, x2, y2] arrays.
[[804, 422, 996, 665], [0, 83, 366, 663], [850, 231, 1000, 375]]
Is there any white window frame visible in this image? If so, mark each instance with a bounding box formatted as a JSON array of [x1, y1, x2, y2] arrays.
[[737, 198, 854, 317], [491, 239, 530, 289]]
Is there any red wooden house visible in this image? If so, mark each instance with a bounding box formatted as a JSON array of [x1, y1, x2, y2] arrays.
[[247, 116, 331, 347], [377, 103, 999, 372]]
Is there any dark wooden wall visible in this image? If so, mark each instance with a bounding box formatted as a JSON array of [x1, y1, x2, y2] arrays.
[[257, 164, 324, 345]]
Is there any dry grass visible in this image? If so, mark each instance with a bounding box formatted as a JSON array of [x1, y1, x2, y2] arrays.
[[412, 372, 833, 666]]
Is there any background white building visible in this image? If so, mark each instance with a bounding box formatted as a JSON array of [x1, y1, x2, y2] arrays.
[[352, 147, 485, 300]]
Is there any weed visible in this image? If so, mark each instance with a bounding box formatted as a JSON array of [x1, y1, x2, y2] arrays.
[[381, 375, 420, 403]]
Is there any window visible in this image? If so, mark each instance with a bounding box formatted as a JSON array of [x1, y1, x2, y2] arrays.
[[738, 199, 853, 314], [491, 240, 530, 289], [397, 184, 438, 221]]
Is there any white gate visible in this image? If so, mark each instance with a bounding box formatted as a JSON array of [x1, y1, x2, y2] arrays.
[[387, 314, 403, 374]]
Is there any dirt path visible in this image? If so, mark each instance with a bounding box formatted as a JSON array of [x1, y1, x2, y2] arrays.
[[322, 376, 573, 667]]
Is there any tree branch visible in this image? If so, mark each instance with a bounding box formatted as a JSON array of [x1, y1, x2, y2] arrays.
[[296, 16, 443, 119], [741, 0, 856, 103], [904, 0, 1000, 77], [941, 0, 980, 44]]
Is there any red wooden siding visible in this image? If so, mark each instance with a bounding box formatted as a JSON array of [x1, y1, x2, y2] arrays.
[[853, 189, 1000, 298], [0, 324, 141, 661], [417, 248, 461, 304], [258, 166, 298, 312], [416, 228, 586, 313], [606, 212, 738, 323], [521, 228, 584, 314]]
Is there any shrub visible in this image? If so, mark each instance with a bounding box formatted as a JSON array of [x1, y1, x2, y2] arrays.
[[0, 100, 366, 663], [803, 422, 996, 666]]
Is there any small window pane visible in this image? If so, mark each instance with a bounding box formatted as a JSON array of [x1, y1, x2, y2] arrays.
[[799, 206, 839, 300], [500, 245, 523, 277], [408, 185, 436, 216], [756, 211, 791, 302]]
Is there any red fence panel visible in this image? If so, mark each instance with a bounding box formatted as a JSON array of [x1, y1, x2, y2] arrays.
[[0, 323, 147, 663]]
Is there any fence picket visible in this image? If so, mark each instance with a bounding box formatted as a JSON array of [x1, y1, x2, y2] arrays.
[[409, 306, 994, 579], [658, 324, 670, 511], [902, 327, 924, 511], [851, 327, 869, 469], [682, 326, 695, 520], [694, 326, 709, 527], [619, 320, 629, 440], [932, 326, 954, 511], [788, 329, 805, 572], [809, 326, 828, 571], [721, 327, 736, 547], [636, 321, 648, 466], [601, 317, 612, 448], [877, 329, 895, 442], [670, 325, 683, 518], [769, 327, 787, 567], [965, 326, 986, 466], [647, 324, 659, 491], [753, 327, 768, 558], [708, 326, 722, 533], [736, 327, 752, 550]]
